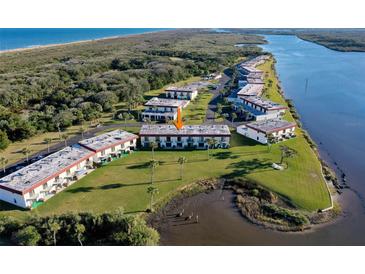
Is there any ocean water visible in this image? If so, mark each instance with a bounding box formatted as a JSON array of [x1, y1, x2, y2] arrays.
[[0, 28, 170, 51]]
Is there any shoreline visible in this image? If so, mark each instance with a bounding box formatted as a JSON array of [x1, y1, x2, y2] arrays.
[[269, 56, 336, 211], [149, 56, 339, 240], [0, 29, 171, 54]]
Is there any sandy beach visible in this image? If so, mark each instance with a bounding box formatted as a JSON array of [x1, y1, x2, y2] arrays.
[[0, 29, 169, 54]]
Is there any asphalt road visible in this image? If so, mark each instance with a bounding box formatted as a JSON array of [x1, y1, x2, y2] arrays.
[[205, 69, 231, 124], [2, 122, 141, 177]]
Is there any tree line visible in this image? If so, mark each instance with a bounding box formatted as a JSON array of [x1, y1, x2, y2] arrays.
[[0, 30, 263, 150], [0, 210, 159, 246]]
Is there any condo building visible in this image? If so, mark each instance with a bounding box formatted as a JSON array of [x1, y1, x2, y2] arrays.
[[79, 129, 138, 165], [0, 145, 95, 209], [142, 97, 189, 121], [235, 96, 287, 121], [165, 86, 198, 100], [237, 119, 296, 144], [139, 124, 231, 149]]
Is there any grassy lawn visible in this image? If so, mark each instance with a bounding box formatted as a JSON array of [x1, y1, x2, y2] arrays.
[[183, 90, 213, 124], [0, 77, 201, 167], [0, 130, 330, 220], [0, 57, 331, 219], [0, 123, 96, 166], [143, 76, 201, 98]]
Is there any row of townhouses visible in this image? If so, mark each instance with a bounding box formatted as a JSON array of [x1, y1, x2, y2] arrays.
[[234, 55, 297, 144], [0, 130, 138, 209], [139, 124, 231, 149]]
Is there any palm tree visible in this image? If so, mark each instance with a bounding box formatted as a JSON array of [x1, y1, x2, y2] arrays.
[[238, 106, 244, 118], [231, 112, 237, 125], [149, 159, 159, 184], [75, 223, 85, 246], [21, 147, 31, 163], [44, 138, 52, 153], [136, 109, 142, 121], [0, 157, 8, 174], [206, 138, 217, 160], [60, 134, 68, 147], [149, 141, 158, 160], [147, 185, 159, 212], [56, 122, 62, 140], [178, 156, 187, 180], [79, 126, 86, 140], [279, 145, 298, 168], [266, 133, 276, 152], [48, 220, 61, 246]]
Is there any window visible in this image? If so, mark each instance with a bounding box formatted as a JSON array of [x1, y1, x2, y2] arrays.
[[111, 146, 115, 152], [167, 136, 171, 142], [257, 136, 259, 140], [177, 136, 181, 142], [130, 140, 133, 145], [101, 150, 105, 156], [14, 198, 17, 204], [43, 183, 48, 190], [66, 170, 71, 175]]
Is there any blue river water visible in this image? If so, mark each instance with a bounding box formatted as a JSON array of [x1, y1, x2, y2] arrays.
[[160, 35, 365, 245], [261, 35, 365, 197], [0, 28, 170, 51]]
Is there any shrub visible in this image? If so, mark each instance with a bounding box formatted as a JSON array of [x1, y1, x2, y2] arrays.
[[11, 226, 41, 246], [262, 204, 309, 226]]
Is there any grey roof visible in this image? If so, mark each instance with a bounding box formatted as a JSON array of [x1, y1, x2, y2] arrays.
[[145, 97, 189, 108], [237, 84, 264, 97], [240, 66, 262, 73], [79, 129, 138, 152], [242, 96, 287, 111], [165, 86, 197, 93], [247, 78, 264, 84], [241, 55, 270, 68], [0, 145, 94, 194], [245, 119, 296, 134], [139, 124, 231, 136]]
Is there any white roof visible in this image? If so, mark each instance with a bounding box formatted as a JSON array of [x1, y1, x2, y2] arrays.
[[145, 97, 188, 108], [237, 84, 264, 97], [0, 145, 93, 194], [244, 119, 296, 134], [79, 129, 138, 152]]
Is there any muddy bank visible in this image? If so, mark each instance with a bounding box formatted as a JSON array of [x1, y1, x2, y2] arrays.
[[148, 178, 340, 245], [228, 178, 339, 232]]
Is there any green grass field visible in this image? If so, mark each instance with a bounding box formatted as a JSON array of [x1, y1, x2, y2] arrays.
[[0, 130, 330, 220], [183, 91, 213, 124], [0, 57, 331, 219]]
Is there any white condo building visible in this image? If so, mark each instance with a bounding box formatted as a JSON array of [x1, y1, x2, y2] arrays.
[[165, 86, 198, 100], [142, 97, 189, 121], [237, 119, 296, 144], [0, 145, 95, 209], [79, 129, 138, 165], [139, 124, 231, 149], [235, 96, 287, 121]]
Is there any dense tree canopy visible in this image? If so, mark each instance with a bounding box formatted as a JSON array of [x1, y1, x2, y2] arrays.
[[0, 30, 264, 144], [0, 211, 159, 246]]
